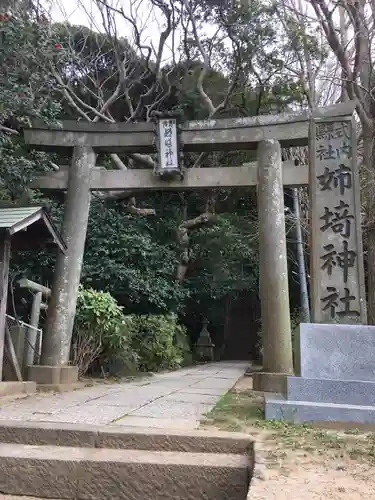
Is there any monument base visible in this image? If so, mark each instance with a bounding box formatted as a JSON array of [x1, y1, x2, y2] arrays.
[[252, 372, 288, 393], [265, 393, 375, 424], [265, 323, 375, 425], [27, 365, 79, 386]]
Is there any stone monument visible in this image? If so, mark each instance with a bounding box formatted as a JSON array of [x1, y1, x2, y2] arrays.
[[265, 323, 375, 424], [309, 116, 366, 323], [264, 114, 375, 425]]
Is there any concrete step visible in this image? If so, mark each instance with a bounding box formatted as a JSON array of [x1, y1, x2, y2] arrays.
[[265, 395, 375, 424], [0, 421, 253, 455], [0, 443, 251, 500], [286, 376, 375, 406]]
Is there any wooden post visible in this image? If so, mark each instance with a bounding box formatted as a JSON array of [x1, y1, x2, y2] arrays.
[[0, 233, 11, 381], [257, 140, 293, 374], [24, 291, 42, 367], [5, 324, 22, 381]]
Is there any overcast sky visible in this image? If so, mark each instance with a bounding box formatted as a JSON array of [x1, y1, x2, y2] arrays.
[[39, 0, 346, 106], [41, 0, 182, 65]]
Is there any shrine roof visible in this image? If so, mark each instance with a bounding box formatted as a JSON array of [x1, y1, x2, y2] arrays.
[[0, 205, 66, 253]]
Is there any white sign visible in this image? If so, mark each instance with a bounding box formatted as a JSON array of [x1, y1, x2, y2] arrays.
[[158, 118, 179, 171]]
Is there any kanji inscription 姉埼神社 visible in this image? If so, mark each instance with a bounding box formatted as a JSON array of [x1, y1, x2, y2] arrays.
[[309, 119, 366, 323]]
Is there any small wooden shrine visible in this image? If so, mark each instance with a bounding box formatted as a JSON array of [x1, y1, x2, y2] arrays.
[[0, 206, 66, 381]]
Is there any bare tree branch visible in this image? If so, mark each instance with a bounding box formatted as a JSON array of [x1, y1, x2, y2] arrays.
[[309, 0, 371, 127], [0, 125, 19, 135]]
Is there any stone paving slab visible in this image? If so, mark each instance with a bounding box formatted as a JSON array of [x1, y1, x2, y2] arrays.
[[110, 416, 200, 429], [192, 379, 238, 390], [0, 362, 248, 429], [160, 392, 219, 404], [129, 401, 213, 419], [35, 406, 140, 425], [83, 395, 161, 408], [181, 387, 229, 396]]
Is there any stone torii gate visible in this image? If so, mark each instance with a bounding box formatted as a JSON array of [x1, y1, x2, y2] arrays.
[[24, 100, 366, 390]]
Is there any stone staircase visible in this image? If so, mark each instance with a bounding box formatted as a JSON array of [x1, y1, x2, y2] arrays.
[[0, 421, 254, 499]]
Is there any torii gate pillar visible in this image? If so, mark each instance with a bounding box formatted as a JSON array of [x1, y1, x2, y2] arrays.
[[40, 146, 95, 372], [253, 140, 294, 392]]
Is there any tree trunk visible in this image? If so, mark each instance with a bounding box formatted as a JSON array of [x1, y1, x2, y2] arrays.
[[24, 291, 42, 367]]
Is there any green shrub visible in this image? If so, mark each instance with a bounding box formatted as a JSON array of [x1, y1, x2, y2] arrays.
[[71, 288, 192, 376], [71, 286, 137, 376], [131, 313, 191, 372]]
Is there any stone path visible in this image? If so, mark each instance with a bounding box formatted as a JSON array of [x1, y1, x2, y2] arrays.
[[0, 362, 247, 430]]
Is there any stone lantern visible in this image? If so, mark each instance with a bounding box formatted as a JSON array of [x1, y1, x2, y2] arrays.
[[195, 319, 215, 362]]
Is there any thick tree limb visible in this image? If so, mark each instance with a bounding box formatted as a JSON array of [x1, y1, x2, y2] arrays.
[[51, 39, 156, 209], [0, 124, 19, 135], [176, 211, 216, 281], [176, 190, 217, 282], [127, 197, 155, 216]]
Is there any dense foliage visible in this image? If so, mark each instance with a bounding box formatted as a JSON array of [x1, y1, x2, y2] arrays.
[[0, 12, 63, 198], [73, 287, 190, 376], [130, 314, 190, 372]]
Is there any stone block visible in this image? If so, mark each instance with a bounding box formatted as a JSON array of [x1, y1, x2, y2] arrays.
[[0, 445, 77, 499], [0, 443, 252, 500], [76, 453, 250, 500], [252, 372, 288, 393], [296, 323, 375, 381], [60, 366, 79, 384], [0, 382, 36, 397], [0, 421, 96, 447], [96, 427, 255, 455], [26, 365, 61, 385], [286, 376, 375, 406], [265, 395, 375, 424], [26, 365, 79, 386]]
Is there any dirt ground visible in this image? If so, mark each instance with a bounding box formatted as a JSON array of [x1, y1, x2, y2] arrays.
[[202, 376, 375, 500]]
